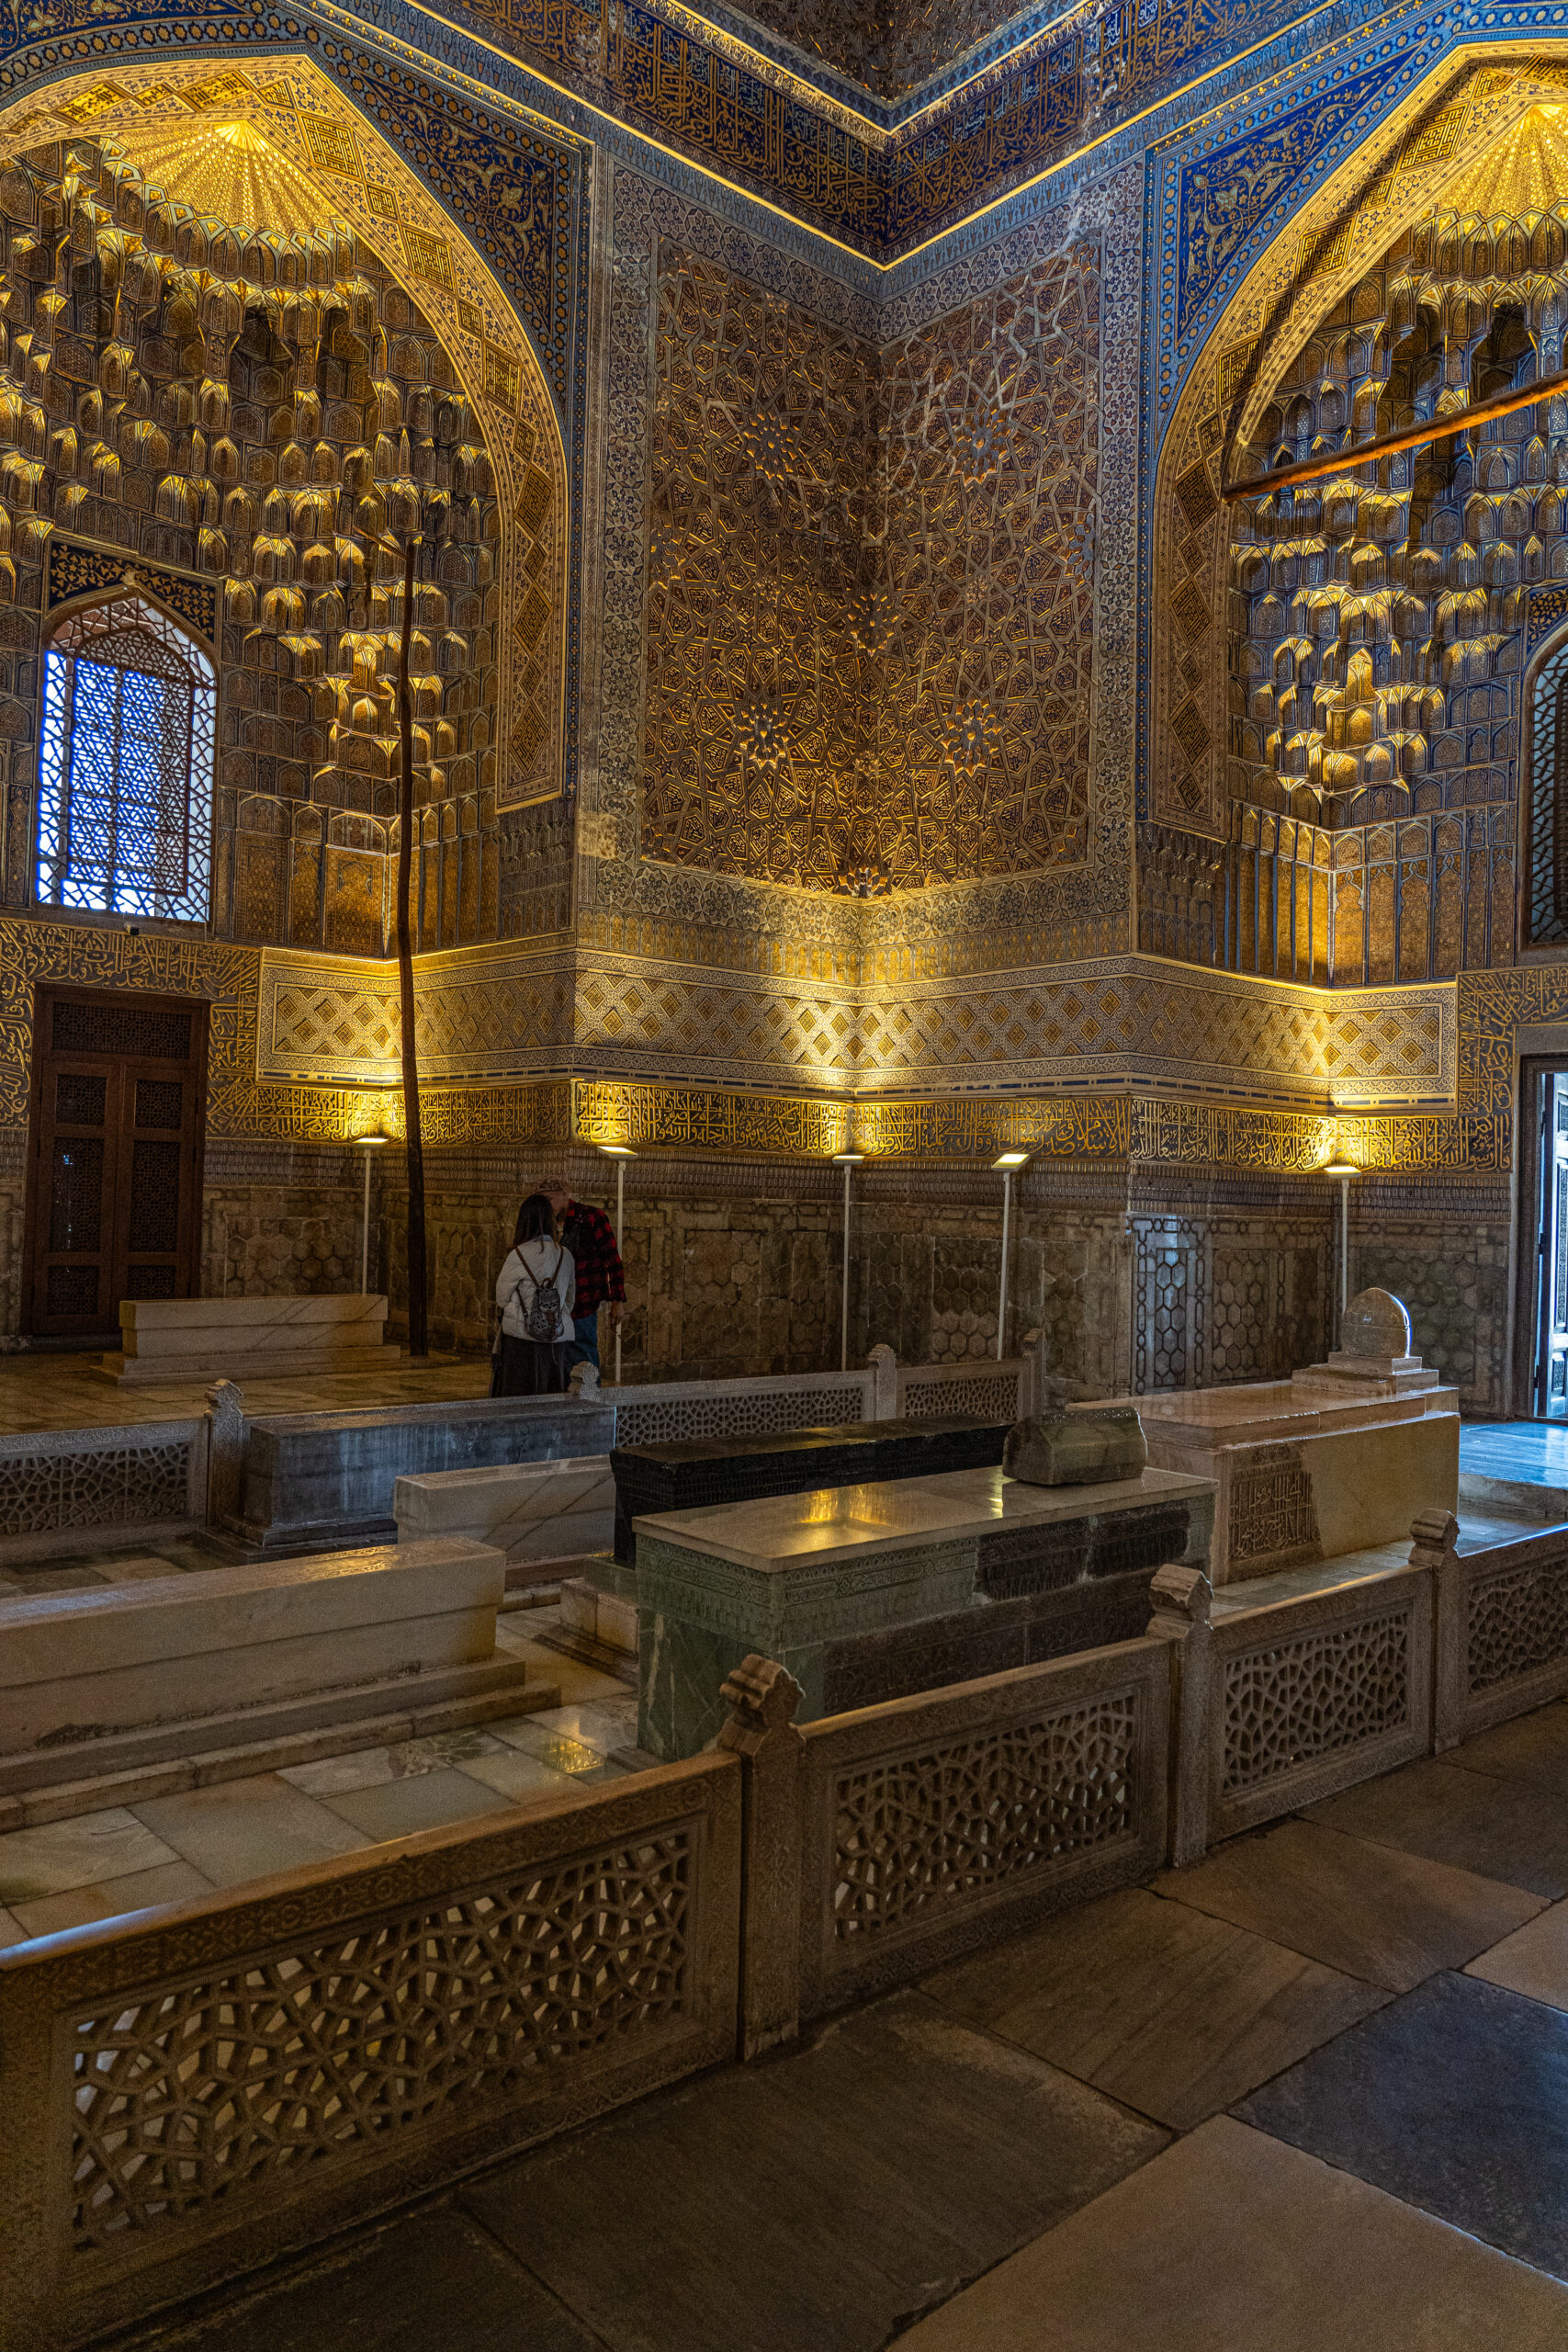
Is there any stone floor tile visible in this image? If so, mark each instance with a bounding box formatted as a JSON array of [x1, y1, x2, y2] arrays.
[[1467, 1899, 1568, 2011], [531, 1700, 640, 1750], [463, 1989, 1168, 2352], [458, 1746, 582, 1804], [1446, 1702, 1568, 1800], [895, 2116, 1568, 2352], [319, 1770, 515, 1841], [278, 1747, 399, 1797], [1235, 1971, 1568, 2278], [11, 1858, 215, 1939], [0, 1902, 28, 1948], [491, 1724, 608, 1776], [0, 1807, 178, 1903], [500, 1623, 629, 1704], [1303, 1757, 1568, 1897], [920, 1885, 1387, 2129], [389, 1728, 506, 1773], [94, 2204, 600, 2352], [134, 1776, 370, 1885], [1155, 1819, 1544, 1992]]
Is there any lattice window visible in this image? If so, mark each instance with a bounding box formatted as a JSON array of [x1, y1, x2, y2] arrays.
[[831, 1693, 1140, 1943], [1527, 628, 1568, 947], [1468, 1559, 1568, 1693], [36, 595, 216, 923], [1222, 1610, 1410, 1793], [68, 1831, 694, 2252]]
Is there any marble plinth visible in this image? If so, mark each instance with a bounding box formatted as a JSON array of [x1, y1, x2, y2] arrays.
[[395, 1455, 615, 1574], [1078, 1377, 1459, 1584], [237, 1395, 615, 1554], [634, 1463, 1214, 1760], [609, 1416, 1010, 1566], [110, 1294, 394, 1386], [0, 1536, 525, 1792]]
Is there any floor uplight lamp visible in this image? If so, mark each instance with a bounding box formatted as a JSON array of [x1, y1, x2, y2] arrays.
[[832, 1152, 864, 1372], [993, 1152, 1031, 1362], [1325, 1159, 1359, 1343], [353, 1133, 389, 1295], [598, 1143, 637, 1385]]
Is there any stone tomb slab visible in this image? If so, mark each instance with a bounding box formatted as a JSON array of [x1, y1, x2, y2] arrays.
[[110, 1293, 394, 1386], [608, 1415, 1010, 1566], [633, 1463, 1214, 1759]]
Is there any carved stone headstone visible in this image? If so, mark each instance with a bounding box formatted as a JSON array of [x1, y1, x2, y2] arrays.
[[1003, 1408, 1147, 1487], [1340, 1288, 1414, 1362]]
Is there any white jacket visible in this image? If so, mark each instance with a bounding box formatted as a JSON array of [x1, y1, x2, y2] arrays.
[[496, 1237, 576, 1343]]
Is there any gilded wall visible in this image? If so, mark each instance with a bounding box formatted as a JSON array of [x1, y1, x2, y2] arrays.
[[642, 238, 1100, 891]]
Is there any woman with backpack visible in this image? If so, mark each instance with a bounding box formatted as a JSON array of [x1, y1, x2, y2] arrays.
[[492, 1193, 576, 1396]]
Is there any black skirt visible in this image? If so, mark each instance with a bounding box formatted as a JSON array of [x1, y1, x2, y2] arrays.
[[491, 1334, 571, 1396]]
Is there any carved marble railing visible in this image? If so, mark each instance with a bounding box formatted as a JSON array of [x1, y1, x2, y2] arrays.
[[0, 1754, 741, 2352], [716, 1640, 1171, 2054], [1421, 1508, 1568, 1749], [0, 1416, 209, 1560]]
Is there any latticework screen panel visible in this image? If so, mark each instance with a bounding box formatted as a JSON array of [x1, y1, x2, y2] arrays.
[[1468, 1557, 1568, 1695], [70, 1829, 697, 2256], [614, 1380, 873, 1448], [898, 1370, 1021, 1423], [1222, 1610, 1411, 1797], [0, 1433, 193, 1537]]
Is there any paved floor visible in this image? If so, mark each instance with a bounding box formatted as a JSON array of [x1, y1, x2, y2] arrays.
[[1461, 1420, 1568, 1485], [0, 1611, 635, 1943], [0, 1350, 491, 1435], [124, 1695, 1568, 2351]]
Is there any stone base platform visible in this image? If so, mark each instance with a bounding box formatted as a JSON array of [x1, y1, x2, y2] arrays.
[[0, 1534, 552, 1802], [107, 1294, 396, 1387], [632, 1462, 1216, 1760]]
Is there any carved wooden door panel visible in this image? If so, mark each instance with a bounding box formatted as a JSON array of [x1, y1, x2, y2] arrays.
[[24, 987, 209, 1339]]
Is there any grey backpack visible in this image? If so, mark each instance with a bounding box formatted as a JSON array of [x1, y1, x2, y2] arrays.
[[519, 1243, 564, 1343]]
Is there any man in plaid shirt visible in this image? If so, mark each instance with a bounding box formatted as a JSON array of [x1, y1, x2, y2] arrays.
[[541, 1177, 626, 1373]]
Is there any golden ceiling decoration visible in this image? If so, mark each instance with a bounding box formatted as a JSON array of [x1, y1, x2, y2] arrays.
[[1438, 103, 1568, 223], [103, 118, 333, 236]]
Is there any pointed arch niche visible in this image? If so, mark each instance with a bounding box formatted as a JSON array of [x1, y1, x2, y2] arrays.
[[0, 58, 570, 952], [1146, 50, 1568, 980]]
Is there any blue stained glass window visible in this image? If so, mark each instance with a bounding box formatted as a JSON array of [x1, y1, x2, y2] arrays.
[[36, 594, 216, 922]]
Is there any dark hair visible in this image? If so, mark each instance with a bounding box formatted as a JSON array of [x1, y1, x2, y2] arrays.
[[514, 1192, 555, 1248]]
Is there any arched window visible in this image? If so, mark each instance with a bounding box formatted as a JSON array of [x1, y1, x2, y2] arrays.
[[36, 594, 216, 922]]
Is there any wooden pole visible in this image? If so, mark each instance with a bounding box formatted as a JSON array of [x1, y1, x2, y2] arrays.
[[396, 537, 428, 1362], [1220, 361, 1568, 503]]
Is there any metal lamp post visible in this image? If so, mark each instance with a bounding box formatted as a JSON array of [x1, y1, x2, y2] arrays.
[[1324, 1159, 1359, 1343], [992, 1152, 1030, 1362], [352, 1134, 389, 1295], [598, 1143, 636, 1385], [831, 1153, 864, 1372]]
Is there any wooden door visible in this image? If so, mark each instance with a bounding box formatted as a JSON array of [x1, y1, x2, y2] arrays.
[[23, 986, 209, 1339]]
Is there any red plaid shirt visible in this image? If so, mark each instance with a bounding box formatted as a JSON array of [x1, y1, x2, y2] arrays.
[[560, 1199, 625, 1316]]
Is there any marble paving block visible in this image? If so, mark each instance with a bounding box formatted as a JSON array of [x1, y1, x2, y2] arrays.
[[133, 1775, 371, 1884], [1235, 1972, 1568, 2278], [461, 1990, 1168, 2352], [0, 1806, 178, 1903], [895, 2117, 1568, 2351], [395, 1456, 616, 1566], [1466, 1899, 1568, 2012], [10, 1857, 214, 1939], [1444, 1700, 1568, 1798], [919, 1885, 1388, 2128], [320, 1770, 514, 1840], [1154, 1820, 1545, 1993], [1304, 1757, 1568, 1899]]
